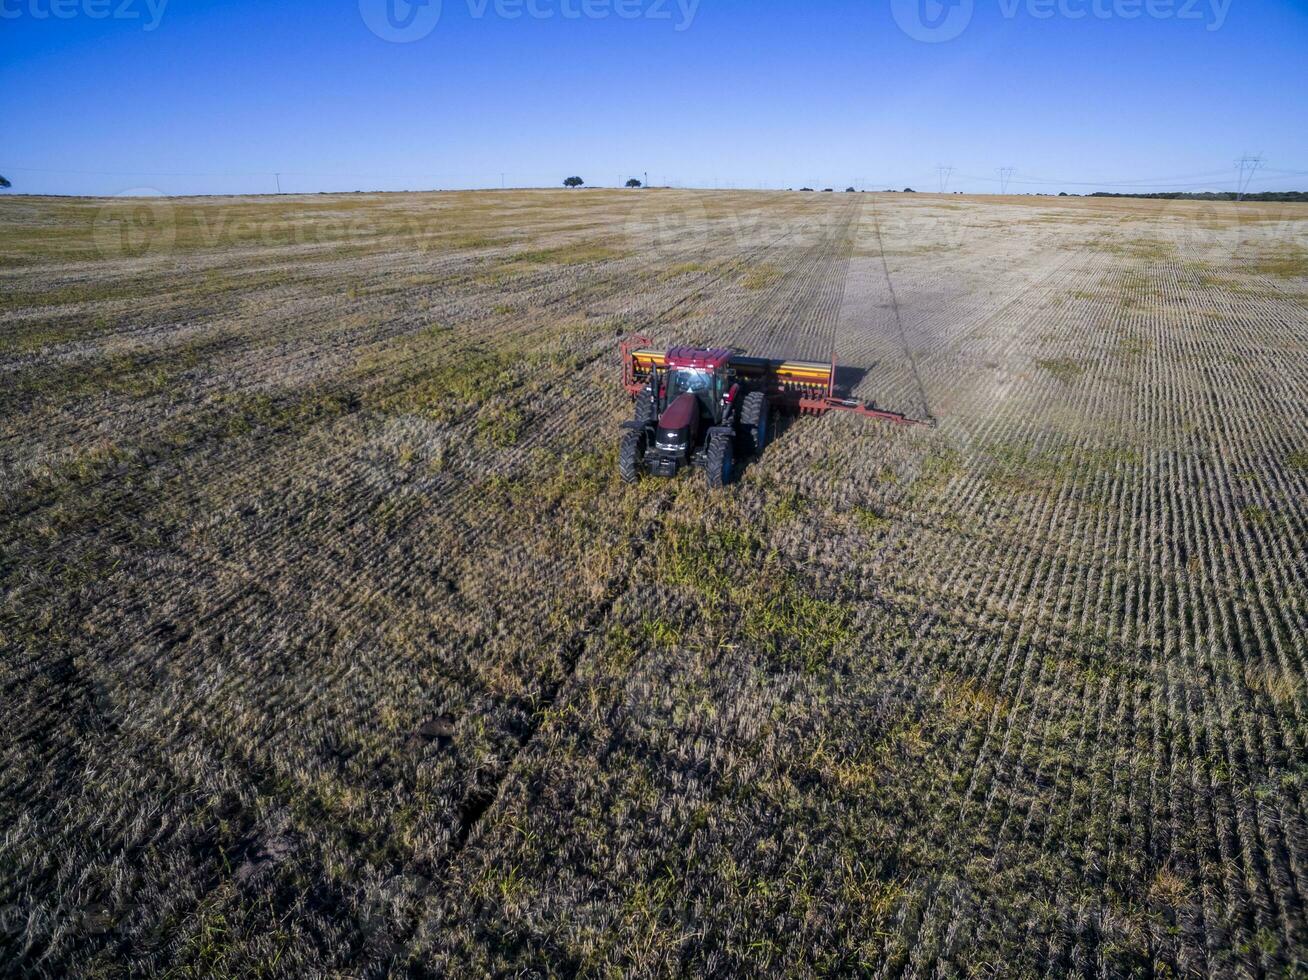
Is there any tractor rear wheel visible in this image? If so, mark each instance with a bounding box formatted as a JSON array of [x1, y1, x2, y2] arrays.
[[619, 430, 645, 485], [634, 387, 657, 426], [739, 390, 770, 457], [705, 431, 735, 488]]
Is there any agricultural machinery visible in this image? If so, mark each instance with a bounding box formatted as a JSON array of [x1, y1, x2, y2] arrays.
[[619, 335, 929, 486]]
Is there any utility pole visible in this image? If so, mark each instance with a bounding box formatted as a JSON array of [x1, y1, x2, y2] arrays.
[[501, 172, 506, 189], [998, 167, 1015, 195], [1236, 154, 1264, 201], [274, 172, 281, 194], [937, 165, 953, 194]]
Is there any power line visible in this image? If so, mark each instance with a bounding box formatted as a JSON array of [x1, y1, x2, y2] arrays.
[[936, 164, 953, 194], [1236, 154, 1265, 201], [955, 168, 1237, 188], [997, 167, 1016, 195]]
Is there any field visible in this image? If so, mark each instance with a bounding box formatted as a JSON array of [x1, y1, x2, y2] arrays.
[[3, 187, 1307, 976]]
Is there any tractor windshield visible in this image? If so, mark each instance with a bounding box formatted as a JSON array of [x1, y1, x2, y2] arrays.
[[666, 368, 713, 403]]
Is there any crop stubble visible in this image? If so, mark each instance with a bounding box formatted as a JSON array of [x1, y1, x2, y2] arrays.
[[1, 190, 1306, 976]]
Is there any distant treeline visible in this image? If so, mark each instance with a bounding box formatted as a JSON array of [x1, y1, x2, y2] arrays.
[[1086, 191, 1308, 203]]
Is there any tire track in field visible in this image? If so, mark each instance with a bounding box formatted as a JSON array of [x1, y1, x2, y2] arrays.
[[866, 192, 932, 422]]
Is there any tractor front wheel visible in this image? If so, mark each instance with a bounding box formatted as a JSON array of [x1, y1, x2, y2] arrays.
[[739, 390, 770, 458], [619, 430, 646, 485], [705, 431, 735, 488]]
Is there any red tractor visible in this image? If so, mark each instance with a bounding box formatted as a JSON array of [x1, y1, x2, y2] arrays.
[[619, 336, 928, 487]]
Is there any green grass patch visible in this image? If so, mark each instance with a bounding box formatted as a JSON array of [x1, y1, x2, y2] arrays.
[[639, 618, 682, 649], [442, 234, 506, 251], [1116, 337, 1152, 362], [0, 313, 121, 354], [1095, 238, 1177, 261], [512, 242, 623, 265], [216, 388, 359, 437], [476, 405, 526, 448], [367, 347, 516, 421], [853, 506, 892, 534], [741, 579, 853, 674], [908, 444, 962, 501], [741, 264, 781, 290], [654, 517, 853, 673], [0, 341, 215, 415], [658, 261, 707, 281], [1245, 247, 1308, 280], [983, 442, 1137, 494], [1036, 357, 1084, 384], [659, 523, 763, 598], [765, 488, 808, 524]]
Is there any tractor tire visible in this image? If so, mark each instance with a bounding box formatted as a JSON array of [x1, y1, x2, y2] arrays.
[[739, 390, 770, 458], [705, 431, 735, 488], [619, 430, 645, 485], [634, 387, 657, 426]]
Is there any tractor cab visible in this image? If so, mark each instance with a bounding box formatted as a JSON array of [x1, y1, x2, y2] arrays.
[[659, 346, 735, 421]]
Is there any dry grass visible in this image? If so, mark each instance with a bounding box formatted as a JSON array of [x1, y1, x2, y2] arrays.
[[2, 189, 1307, 977]]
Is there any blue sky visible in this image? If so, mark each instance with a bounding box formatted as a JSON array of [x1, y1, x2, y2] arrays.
[[3, 0, 1306, 195]]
